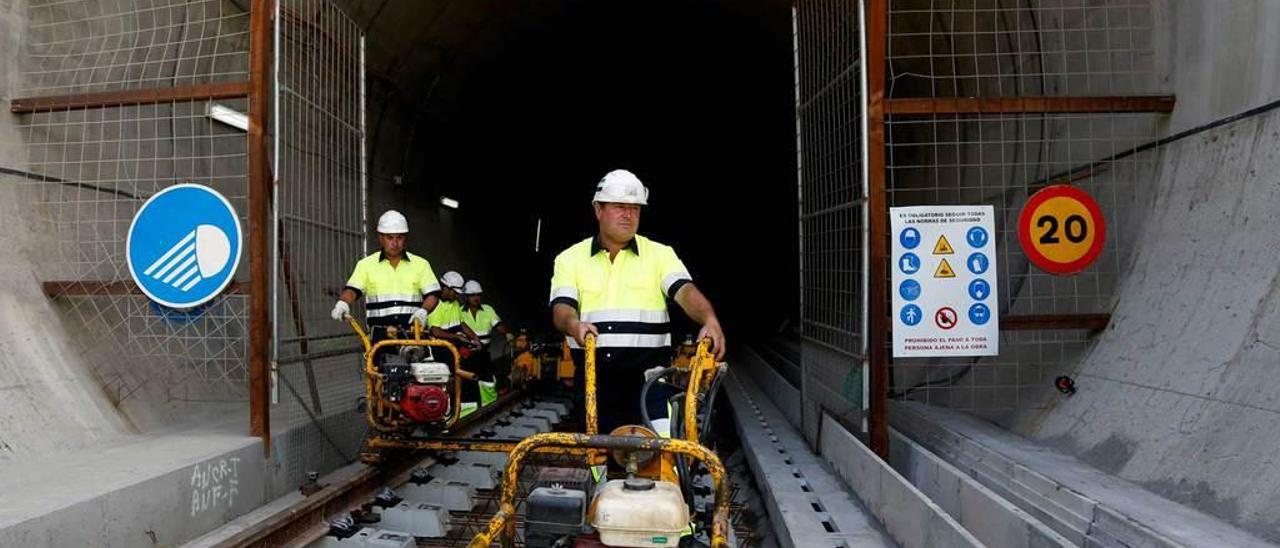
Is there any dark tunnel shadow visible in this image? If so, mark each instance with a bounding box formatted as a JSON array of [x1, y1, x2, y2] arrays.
[[394, 1, 800, 341]]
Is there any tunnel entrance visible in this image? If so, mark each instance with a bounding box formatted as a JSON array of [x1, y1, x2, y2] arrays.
[[12, 0, 1173, 464], [20, 0, 1264, 546], [351, 1, 801, 335]]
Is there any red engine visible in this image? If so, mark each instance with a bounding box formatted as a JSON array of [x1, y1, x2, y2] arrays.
[[401, 384, 450, 423]]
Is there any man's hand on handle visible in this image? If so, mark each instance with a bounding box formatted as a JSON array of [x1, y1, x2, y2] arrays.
[[410, 307, 430, 329], [330, 300, 350, 321], [568, 319, 598, 347], [698, 320, 726, 361]]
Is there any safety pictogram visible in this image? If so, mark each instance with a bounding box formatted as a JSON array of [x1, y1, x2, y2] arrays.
[[934, 258, 956, 278], [933, 234, 954, 255], [891, 205, 999, 357], [935, 307, 958, 330]]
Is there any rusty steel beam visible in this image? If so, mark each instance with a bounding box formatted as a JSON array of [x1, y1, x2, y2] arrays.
[[866, 0, 890, 459], [1002, 314, 1111, 334], [247, 0, 272, 451], [42, 280, 248, 298], [885, 95, 1176, 115], [10, 82, 250, 113]]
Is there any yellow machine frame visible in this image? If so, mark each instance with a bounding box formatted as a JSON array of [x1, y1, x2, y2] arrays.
[[467, 432, 732, 548], [348, 316, 729, 545], [467, 336, 728, 546]]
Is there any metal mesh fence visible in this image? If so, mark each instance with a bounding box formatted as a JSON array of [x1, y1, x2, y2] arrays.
[[884, 0, 1164, 416], [17, 0, 252, 404], [887, 0, 1154, 98], [796, 0, 866, 357], [793, 0, 869, 437], [271, 0, 367, 428], [24, 0, 250, 96]]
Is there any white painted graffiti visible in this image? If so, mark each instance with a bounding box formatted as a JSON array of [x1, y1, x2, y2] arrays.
[[190, 457, 241, 517]]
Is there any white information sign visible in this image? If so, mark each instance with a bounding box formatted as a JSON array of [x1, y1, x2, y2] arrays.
[[891, 205, 998, 357]]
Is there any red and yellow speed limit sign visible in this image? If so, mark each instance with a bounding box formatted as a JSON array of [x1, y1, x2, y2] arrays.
[[1018, 185, 1106, 275]]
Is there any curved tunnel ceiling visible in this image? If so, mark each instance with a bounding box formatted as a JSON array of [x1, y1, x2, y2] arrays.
[[337, 0, 799, 336]]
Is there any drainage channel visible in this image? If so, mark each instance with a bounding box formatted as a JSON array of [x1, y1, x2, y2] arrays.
[[193, 387, 773, 548]]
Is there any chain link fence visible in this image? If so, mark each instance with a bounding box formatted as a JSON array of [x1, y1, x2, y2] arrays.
[[885, 0, 1164, 421], [17, 0, 252, 405]]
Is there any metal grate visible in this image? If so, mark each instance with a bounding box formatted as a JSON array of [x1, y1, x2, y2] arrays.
[[887, 0, 1155, 98], [796, 0, 867, 357], [271, 0, 368, 427], [17, 0, 252, 404], [23, 0, 250, 96], [793, 0, 871, 439], [883, 0, 1164, 415]]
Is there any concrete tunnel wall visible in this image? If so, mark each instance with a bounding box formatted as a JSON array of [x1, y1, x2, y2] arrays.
[[887, 1, 1280, 541], [0, 0, 135, 459], [1011, 2, 1280, 540]]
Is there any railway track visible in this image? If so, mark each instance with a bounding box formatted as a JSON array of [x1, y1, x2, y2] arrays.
[[206, 389, 760, 547]]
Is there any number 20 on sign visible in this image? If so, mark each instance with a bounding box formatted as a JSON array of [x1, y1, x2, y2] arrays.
[[1018, 185, 1106, 275]]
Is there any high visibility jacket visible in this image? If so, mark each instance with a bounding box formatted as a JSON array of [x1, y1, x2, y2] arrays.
[[427, 300, 463, 332], [549, 234, 692, 350], [461, 305, 503, 345], [344, 251, 439, 327]]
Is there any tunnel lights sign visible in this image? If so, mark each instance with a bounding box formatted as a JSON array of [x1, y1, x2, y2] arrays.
[[126, 184, 243, 309], [891, 205, 999, 358]]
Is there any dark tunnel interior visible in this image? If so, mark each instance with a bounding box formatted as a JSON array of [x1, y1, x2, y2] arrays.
[[368, 1, 801, 343]]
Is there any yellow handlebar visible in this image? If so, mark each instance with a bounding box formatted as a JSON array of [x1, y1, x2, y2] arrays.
[[344, 315, 426, 353], [683, 337, 720, 442], [584, 333, 597, 437], [345, 315, 372, 354]]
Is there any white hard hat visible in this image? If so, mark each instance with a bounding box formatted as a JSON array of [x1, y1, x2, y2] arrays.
[[376, 210, 409, 234], [441, 271, 465, 290], [464, 280, 483, 295], [592, 169, 649, 206]]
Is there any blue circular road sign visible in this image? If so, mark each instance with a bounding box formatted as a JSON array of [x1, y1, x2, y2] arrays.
[[126, 184, 242, 309]]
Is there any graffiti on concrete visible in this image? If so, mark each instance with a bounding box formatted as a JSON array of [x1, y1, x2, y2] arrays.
[[190, 457, 241, 517]]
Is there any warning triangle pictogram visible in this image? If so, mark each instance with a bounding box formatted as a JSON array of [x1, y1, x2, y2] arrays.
[[933, 234, 955, 255], [934, 258, 956, 278]]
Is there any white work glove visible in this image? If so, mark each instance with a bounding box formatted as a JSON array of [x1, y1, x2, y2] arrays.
[[644, 365, 667, 383], [330, 300, 350, 321], [410, 307, 430, 328]]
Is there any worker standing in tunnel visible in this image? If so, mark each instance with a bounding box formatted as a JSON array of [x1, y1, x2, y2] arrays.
[[429, 271, 486, 408], [461, 280, 513, 348], [426, 271, 476, 344], [459, 280, 511, 405], [549, 169, 726, 435], [330, 210, 441, 344]]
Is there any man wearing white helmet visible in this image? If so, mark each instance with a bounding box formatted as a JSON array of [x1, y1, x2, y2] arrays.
[[461, 280, 512, 348], [426, 270, 481, 347], [428, 271, 486, 407], [459, 280, 510, 406], [331, 210, 441, 338], [549, 169, 726, 433]]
